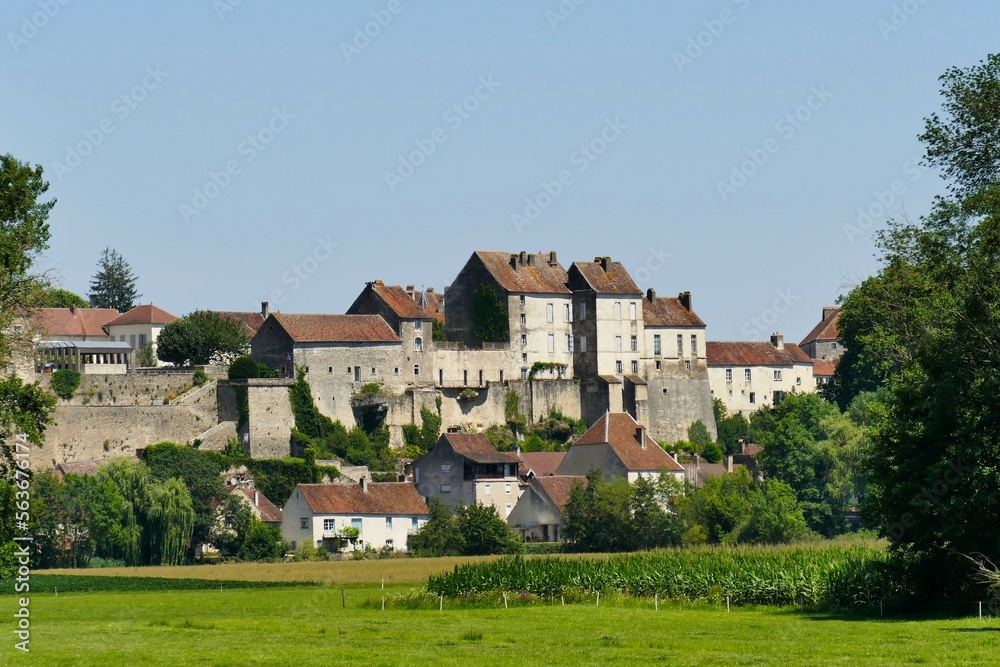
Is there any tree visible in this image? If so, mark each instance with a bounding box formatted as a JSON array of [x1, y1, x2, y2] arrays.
[[88, 247, 140, 311], [456, 502, 523, 556], [402, 406, 442, 458], [157, 311, 249, 366], [408, 499, 465, 556], [471, 283, 508, 343], [714, 398, 750, 456], [135, 341, 157, 368], [37, 287, 88, 308], [432, 319, 447, 342]]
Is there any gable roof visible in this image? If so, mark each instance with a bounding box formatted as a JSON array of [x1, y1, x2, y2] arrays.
[[232, 486, 283, 523], [813, 359, 838, 378], [349, 282, 430, 320], [571, 412, 683, 472], [570, 259, 641, 295], [440, 433, 522, 465], [800, 307, 841, 345], [474, 251, 571, 295], [296, 483, 429, 516], [104, 304, 178, 328], [706, 341, 812, 367], [519, 452, 566, 478], [414, 289, 445, 323], [34, 307, 120, 338], [643, 296, 706, 328], [215, 311, 267, 335], [535, 475, 587, 512], [266, 313, 400, 344]]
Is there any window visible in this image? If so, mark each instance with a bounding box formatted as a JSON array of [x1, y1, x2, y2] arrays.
[[726, 368, 733, 382], [385, 517, 392, 530], [351, 518, 362, 532], [629, 302, 637, 320], [413, 364, 419, 376], [615, 336, 622, 352], [440, 484, 451, 493], [655, 360, 661, 370], [677, 335, 683, 356], [691, 335, 698, 356], [479, 370, 483, 386], [684, 359, 692, 371], [653, 335, 661, 356], [463, 370, 468, 386], [580, 336, 588, 352], [519, 295, 526, 307], [505, 483, 512, 495], [774, 369, 782, 381], [440, 463, 452, 473], [579, 302, 587, 320], [354, 366, 361, 382], [129, 334, 136, 349], [119, 335, 125, 342], [567, 335, 574, 353], [347, 367, 352, 375], [300, 518, 309, 530], [500, 370, 504, 383], [564, 304, 572, 322], [385, 539, 394, 549], [414, 337, 423, 352], [505, 503, 512, 516], [796, 376, 802, 386], [394, 367, 399, 374], [522, 353, 528, 363], [411, 517, 419, 530], [323, 519, 335, 532], [631, 360, 639, 374], [521, 368, 528, 381], [614, 302, 622, 320], [138, 333, 147, 349], [521, 334, 527, 346], [745, 369, 752, 382], [832, 342, 838, 350], [749, 392, 756, 405], [630, 335, 637, 352], [520, 313, 526, 325], [548, 334, 555, 353], [328, 367, 333, 373], [371, 367, 376, 375], [546, 303, 554, 323], [439, 369, 444, 385], [616, 360, 623, 374], [484, 483, 491, 496]]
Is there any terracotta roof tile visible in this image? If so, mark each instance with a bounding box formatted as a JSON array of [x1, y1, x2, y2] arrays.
[[800, 307, 841, 345], [415, 290, 445, 323], [233, 487, 283, 523], [34, 307, 119, 338], [475, 251, 571, 295], [441, 433, 522, 465], [643, 296, 706, 328], [570, 413, 683, 472], [519, 452, 566, 478], [706, 341, 812, 367], [104, 304, 178, 327], [570, 260, 641, 295], [813, 359, 839, 377], [215, 311, 267, 335], [372, 283, 431, 319], [297, 483, 429, 516], [269, 313, 400, 343], [535, 475, 587, 512]]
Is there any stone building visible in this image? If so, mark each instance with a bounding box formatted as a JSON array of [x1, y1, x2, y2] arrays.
[[800, 307, 842, 361], [706, 334, 816, 417], [556, 412, 685, 482]]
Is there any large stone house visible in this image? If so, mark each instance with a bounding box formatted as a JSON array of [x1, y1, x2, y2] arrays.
[[706, 335, 816, 417], [280, 478, 429, 552], [103, 304, 179, 367], [556, 412, 685, 482], [412, 432, 523, 519], [800, 307, 842, 386]]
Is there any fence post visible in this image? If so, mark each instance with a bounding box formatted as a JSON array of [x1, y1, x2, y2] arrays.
[[341, 589, 345, 609], [561, 595, 565, 606], [503, 592, 508, 609], [727, 596, 730, 612], [382, 596, 385, 611], [979, 601, 983, 619], [655, 593, 658, 611], [596, 591, 600, 607], [440, 595, 443, 611]]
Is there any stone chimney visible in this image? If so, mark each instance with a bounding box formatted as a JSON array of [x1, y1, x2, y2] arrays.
[[725, 455, 733, 473], [69, 303, 76, 315], [519, 250, 528, 266], [261, 301, 269, 319], [770, 333, 784, 350], [596, 256, 611, 271], [637, 426, 647, 449], [678, 291, 692, 312], [527, 253, 536, 267], [254, 490, 260, 506], [549, 250, 558, 266], [693, 453, 701, 470], [426, 287, 434, 295], [646, 288, 656, 302], [360, 476, 369, 493]]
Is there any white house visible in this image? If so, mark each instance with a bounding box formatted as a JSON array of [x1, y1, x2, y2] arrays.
[[103, 304, 179, 367], [706, 334, 816, 417], [281, 478, 429, 553]]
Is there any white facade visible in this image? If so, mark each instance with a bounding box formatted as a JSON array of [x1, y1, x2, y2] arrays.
[[105, 322, 168, 367], [708, 360, 816, 418], [509, 293, 575, 381]]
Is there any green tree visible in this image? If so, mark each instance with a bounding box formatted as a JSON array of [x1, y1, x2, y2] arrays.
[[135, 341, 157, 367], [37, 287, 88, 308], [88, 247, 140, 311], [402, 406, 442, 458], [431, 318, 447, 342], [238, 520, 286, 561], [456, 502, 523, 556], [145, 477, 195, 566], [408, 499, 465, 556], [714, 398, 750, 456], [471, 283, 508, 343], [157, 311, 250, 366]]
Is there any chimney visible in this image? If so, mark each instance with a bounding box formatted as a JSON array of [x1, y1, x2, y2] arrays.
[[693, 453, 701, 470], [737, 438, 745, 455], [510, 255, 518, 270], [426, 287, 434, 294], [678, 291, 692, 312], [549, 250, 558, 266], [519, 250, 527, 266], [527, 253, 536, 267], [69, 304, 76, 315], [725, 455, 733, 473], [637, 426, 647, 450], [596, 256, 611, 271], [254, 490, 260, 506], [261, 301, 269, 319], [646, 288, 656, 302], [822, 306, 839, 322], [771, 333, 784, 350], [360, 476, 369, 493]]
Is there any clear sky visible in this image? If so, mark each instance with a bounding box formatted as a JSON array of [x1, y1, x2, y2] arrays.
[[3, 1, 996, 341]]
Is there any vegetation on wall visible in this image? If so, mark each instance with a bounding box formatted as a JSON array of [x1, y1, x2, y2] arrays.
[[431, 319, 447, 342], [471, 283, 508, 343], [49, 368, 81, 400], [401, 406, 441, 459]]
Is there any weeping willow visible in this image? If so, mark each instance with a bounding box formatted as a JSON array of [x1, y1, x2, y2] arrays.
[[95, 459, 149, 566], [145, 478, 195, 566]]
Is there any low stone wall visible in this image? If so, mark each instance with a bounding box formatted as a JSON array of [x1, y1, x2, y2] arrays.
[[35, 372, 199, 407]]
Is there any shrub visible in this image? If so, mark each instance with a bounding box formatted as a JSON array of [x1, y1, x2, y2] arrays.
[[192, 369, 209, 386], [50, 369, 81, 400]]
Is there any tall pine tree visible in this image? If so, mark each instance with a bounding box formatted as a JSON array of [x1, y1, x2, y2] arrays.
[[88, 247, 140, 311]]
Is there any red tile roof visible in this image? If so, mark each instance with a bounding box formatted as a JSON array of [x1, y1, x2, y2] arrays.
[[800, 307, 841, 345], [233, 487, 283, 523], [643, 296, 706, 328], [441, 433, 522, 465], [706, 341, 813, 367], [215, 311, 267, 335], [104, 304, 178, 327], [571, 260, 642, 295], [269, 313, 400, 343], [34, 307, 119, 338], [813, 359, 839, 378], [415, 289, 445, 323], [297, 483, 429, 516], [571, 413, 683, 472], [519, 452, 566, 478], [370, 283, 431, 319], [535, 476, 587, 512], [475, 251, 571, 295]]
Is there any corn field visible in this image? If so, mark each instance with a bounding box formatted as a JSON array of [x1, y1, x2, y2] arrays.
[[427, 543, 898, 609]]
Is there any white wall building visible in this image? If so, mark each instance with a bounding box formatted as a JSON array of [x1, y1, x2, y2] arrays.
[[707, 334, 816, 417]]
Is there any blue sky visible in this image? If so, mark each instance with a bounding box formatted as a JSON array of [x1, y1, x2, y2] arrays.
[[3, 1, 995, 341]]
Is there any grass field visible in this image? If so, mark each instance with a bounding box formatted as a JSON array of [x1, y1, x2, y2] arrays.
[[3, 584, 1000, 666]]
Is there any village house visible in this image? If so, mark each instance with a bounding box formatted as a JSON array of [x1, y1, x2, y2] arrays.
[[103, 303, 179, 368], [27, 305, 131, 375], [215, 301, 272, 337], [506, 475, 586, 543], [230, 486, 283, 529], [706, 335, 816, 417], [681, 453, 741, 488], [280, 478, 429, 552], [556, 412, 685, 482], [412, 432, 523, 519], [518, 451, 567, 484], [800, 307, 843, 386]]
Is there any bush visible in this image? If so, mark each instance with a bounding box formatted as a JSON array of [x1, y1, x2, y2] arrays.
[[50, 369, 81, 400], [193, 369, 209, 386]]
